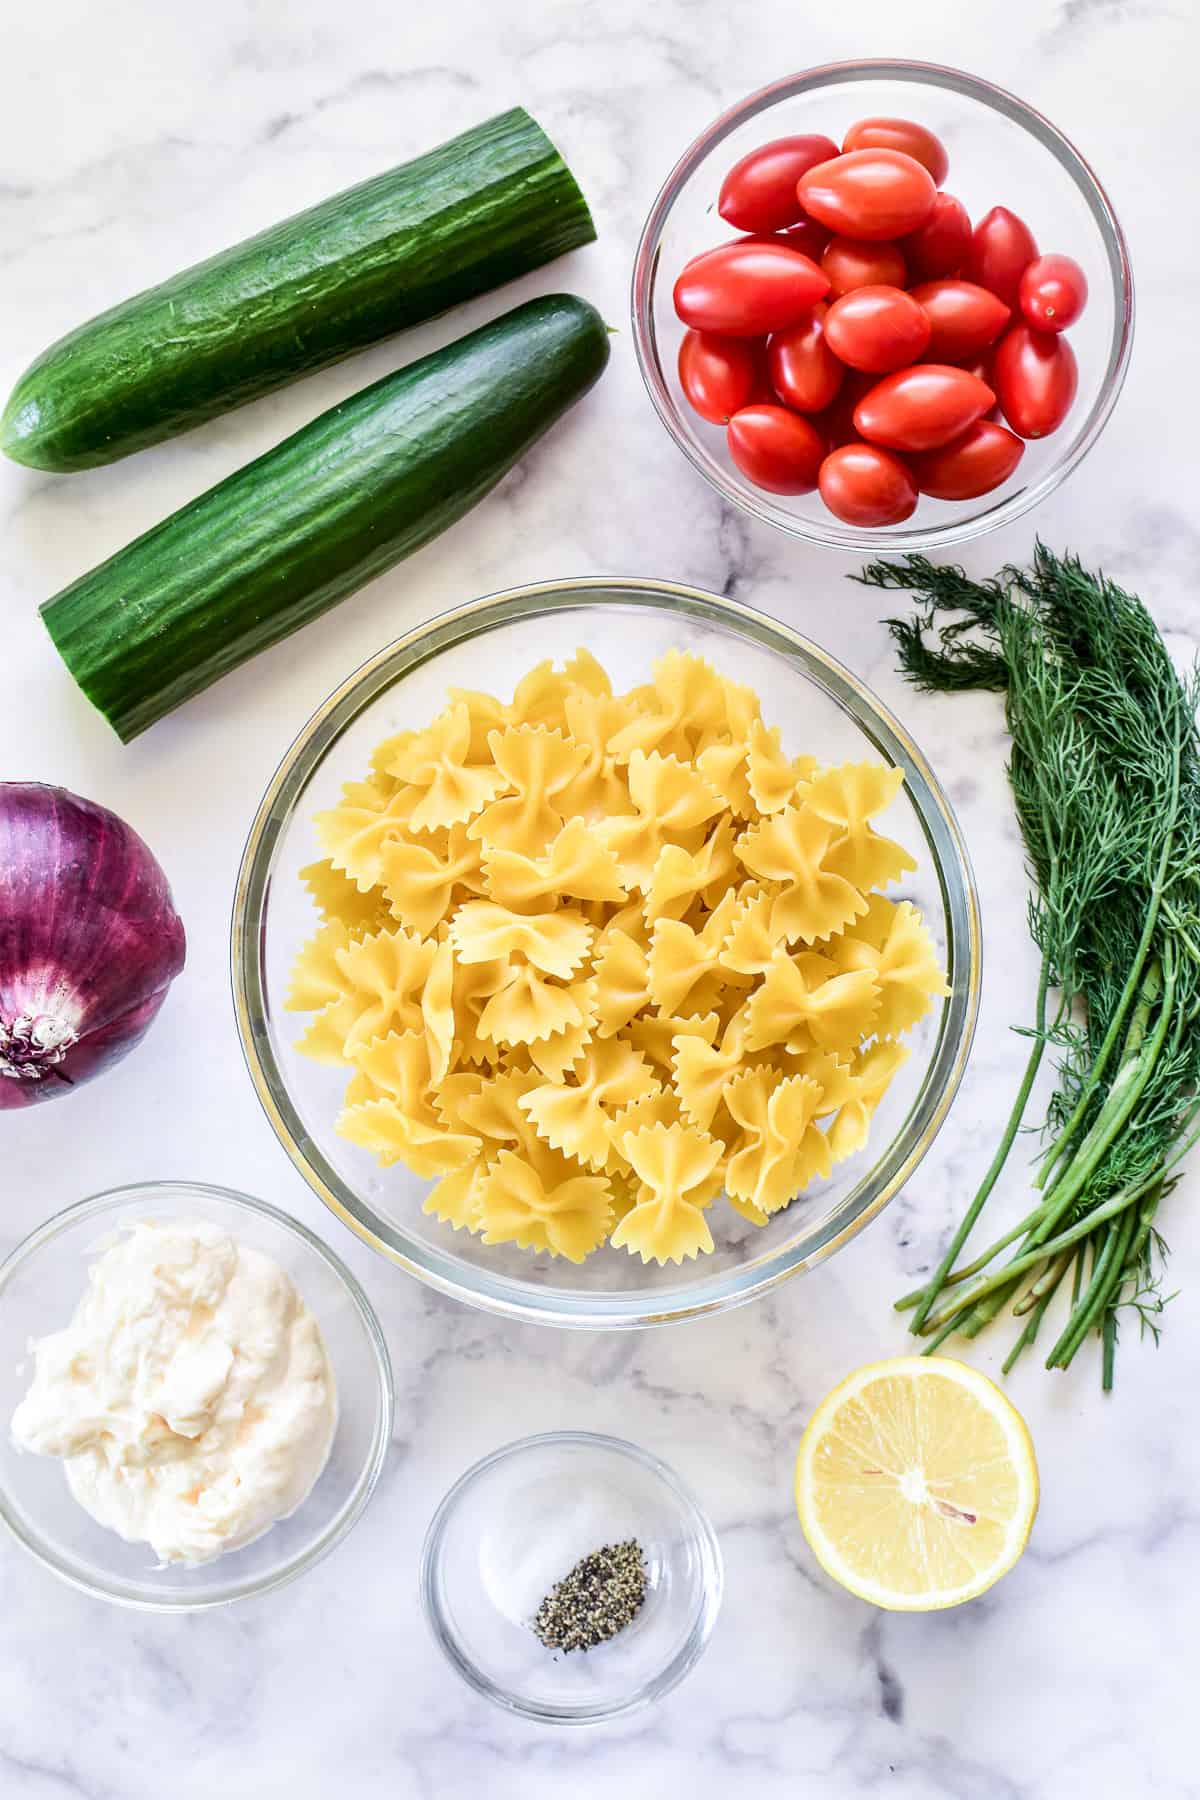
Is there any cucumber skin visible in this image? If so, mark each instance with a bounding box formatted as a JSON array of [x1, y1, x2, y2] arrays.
[[3, 108, 596, 472], [41, 295, 609, 741]]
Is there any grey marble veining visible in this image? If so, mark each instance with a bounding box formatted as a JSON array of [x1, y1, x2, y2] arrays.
[[3, 0, 1200, 1795]]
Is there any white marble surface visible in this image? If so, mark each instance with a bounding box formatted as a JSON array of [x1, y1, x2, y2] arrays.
[[3, 1, 1200, 1794]]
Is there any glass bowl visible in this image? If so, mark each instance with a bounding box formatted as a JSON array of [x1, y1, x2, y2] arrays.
[[420, 1431, 722, 1723], [632, 59, 1134, 551], [232, 579, 980, 1327], [0, 1182, 393, 1609]]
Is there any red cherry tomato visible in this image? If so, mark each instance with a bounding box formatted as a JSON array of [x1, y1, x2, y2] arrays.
[[818, 443, 918, 526], [767, 305, 844, 413], [718, 135, 840, 234], [727, 404, 825, 494], [824, 284, 931, 374], [992, 325, 1078, 438], [902, 192, 971, 280], [909, 420, 1025, 499], [674, 241, 830, 336], [798, 149, 937, 242], [678, 330, 764, 424], [909, 280, 1010, 362], [1019, 254, 1088, 332], [821, 236, 907, 298], [842, 117, 949, 187], [854, 364, 995, 452], [966, 206, 1039, 306]]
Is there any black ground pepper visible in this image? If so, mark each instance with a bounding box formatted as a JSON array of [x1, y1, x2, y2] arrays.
[[531, 1539, 648, 1653]]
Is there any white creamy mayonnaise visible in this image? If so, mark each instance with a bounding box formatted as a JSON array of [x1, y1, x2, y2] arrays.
[[12, 1219, 338, 1565]]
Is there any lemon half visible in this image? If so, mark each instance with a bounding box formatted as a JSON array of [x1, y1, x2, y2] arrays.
[[795, 1355, 1039, 1611]]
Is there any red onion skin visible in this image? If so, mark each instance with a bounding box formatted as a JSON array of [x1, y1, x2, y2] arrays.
[[0, 785, 186, 1108]]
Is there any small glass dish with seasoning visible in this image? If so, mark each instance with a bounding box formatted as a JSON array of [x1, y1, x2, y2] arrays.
[[420, 1431, 723, 1724]]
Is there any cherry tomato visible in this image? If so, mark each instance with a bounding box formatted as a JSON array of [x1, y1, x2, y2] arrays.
[[727, 404, 825, 494], [678, 330, 764, 424], [798, 149, 936, 242], [909, 420, 1025, 499], [909, 280, 1010, 362], [1019, 254, 1088, 332], [902, 192, 971, 280], [992, 325, 1078, 438], [767, 306, 844, 413], [821, 235, 907, 298], [854, 364, 995, 452], [966, 206, 1039, 306], [674, 241, 830, 336], [842, 117, 949, 187], [718, 135, 840, 234], [818, 443, 918, 525], [824, 284, 931, 374]]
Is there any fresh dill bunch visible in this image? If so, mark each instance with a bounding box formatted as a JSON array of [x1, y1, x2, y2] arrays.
[[863, 546, 1200, 1388]]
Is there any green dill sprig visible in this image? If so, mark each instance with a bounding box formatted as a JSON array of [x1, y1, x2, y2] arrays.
[[861, 546, 1200, 1389]]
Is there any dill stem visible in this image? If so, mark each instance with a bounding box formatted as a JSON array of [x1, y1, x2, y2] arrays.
[[1048, 1201, 1141, 1370], [906, 957, 1050, 1335], [1012, 959, 1171, 1264], [1003, 1252, 1073, 1373], [1037, 733, 1182, 1191], [1013, 1247, 1073, 1316], [893, 1201, 1045, 1312], [916, 1173, 1153, 1338]]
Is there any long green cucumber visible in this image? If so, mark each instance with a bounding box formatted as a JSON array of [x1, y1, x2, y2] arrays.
[[40, 295, 609, 741], [3, 108, 595, 472]]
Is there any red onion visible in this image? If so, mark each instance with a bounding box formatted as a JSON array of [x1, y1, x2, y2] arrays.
[[0, 785, 186, 1107]]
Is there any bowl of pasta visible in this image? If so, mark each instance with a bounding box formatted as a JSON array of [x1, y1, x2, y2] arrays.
[[232, 578, 980, 1327]]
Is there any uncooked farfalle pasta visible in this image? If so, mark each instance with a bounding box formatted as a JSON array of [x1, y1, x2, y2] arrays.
[[287, 649, 949, 1264]]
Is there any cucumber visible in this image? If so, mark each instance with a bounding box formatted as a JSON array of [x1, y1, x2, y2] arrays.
[[41, 294, 609, 741], [3, 108, 595, 472]]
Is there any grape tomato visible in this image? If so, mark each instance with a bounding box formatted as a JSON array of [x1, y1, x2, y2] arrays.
[[797, 149, 937, 242], [902, 192, 971, 280], [818, 443, 918, 525], [909, 420, 1024, 499], [718, 135, 840, 234], [824, 285, 931, 374], [727, 404, 825, 494], [842, 116, 949, 186], [673, 240, 830, 335], [821, 236, 907, 298], [966, 206, 1039, 306], [767, 306, 844, 413], [1018, 254, 1088, 332], [854, 363, 995, 452], [678, 330, 764, 424], [909, 279, 1010, 362], [992, 325, 1078, 438]]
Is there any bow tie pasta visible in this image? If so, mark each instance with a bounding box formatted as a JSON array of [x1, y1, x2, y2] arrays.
[[288, 649, 949, 1265]]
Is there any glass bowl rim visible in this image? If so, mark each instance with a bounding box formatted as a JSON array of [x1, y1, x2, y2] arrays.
[[230, 576, 982, 1328], [630, 56, 1136, 553], [419, 1428, 724, 1724], [0, 1179, 395, 1611]]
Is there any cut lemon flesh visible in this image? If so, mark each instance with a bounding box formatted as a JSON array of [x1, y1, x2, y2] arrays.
[[795, 1355, 1039, 1611]]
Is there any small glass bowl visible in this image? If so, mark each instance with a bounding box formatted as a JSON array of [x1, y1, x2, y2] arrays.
[[632, 59, 1134, 551], [420, 1432, 723, 1724], [231, 579, 980, 1327], [0, 1182, 393, 1609]]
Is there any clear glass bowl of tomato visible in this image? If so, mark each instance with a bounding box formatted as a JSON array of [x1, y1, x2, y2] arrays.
[[632, 60, 1133, 551]]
